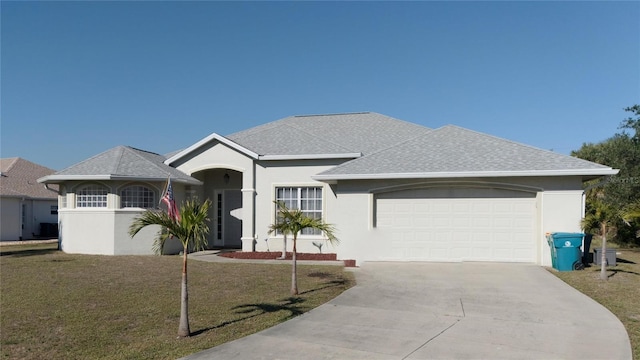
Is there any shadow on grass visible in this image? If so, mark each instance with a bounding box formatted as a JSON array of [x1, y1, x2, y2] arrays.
[[191, 297, 306, 337], [0, 247, 59, 258], [616, 258, 637, 264], [607, 269, 640, 278]]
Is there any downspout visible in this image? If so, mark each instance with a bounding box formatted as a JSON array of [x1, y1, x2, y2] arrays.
[[19, 197, 25, 241], [44, 183, 60, 194]]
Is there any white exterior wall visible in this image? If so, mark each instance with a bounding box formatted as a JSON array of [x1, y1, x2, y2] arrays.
[[113, 210, 160, 255], [173, 142, 256, 251], [0, 197, 57, 241], [59, 209, 115, 254], [1, 197, 22, 241], [58, 180, 175, 255], [31, 199, 58, 236], [253, 160, 343, 255], [538, 190, 584, 266], [329, 176, 586, 266]]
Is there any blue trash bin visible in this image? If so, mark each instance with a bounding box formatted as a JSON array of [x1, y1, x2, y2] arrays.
[[549, 232, 584, 271]]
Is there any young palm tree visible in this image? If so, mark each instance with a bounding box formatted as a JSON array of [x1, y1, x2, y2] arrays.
[[268, 201, 338, 296], [581, 198, 617, 281], [129, 198, 211, 337]]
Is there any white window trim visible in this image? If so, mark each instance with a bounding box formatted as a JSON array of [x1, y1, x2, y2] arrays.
[[119, 184, 157, 209], [75, 184, 109, 208], [273, 184, 325, 237]]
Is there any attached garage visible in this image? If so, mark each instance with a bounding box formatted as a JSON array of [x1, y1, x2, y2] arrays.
[[374, 187, 537, 263]]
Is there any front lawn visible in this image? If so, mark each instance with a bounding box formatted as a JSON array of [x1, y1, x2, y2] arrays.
[[0, 243, 355, 359], [551, 249, 640, 359]]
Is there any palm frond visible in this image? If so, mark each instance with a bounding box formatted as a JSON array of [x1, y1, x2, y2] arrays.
[[269, 201, 338, 244], [129, 198, 212, 254]]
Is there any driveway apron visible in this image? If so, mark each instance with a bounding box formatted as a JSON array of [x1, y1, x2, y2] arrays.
[[182, 262, 632, 360]]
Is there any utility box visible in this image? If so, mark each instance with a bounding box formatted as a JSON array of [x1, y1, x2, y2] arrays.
[[593, 248, 617, 267]]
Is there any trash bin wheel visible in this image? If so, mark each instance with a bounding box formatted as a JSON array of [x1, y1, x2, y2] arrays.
[[573, 261, 585, 271]]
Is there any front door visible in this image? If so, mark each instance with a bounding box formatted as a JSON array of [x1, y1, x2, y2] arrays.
[[216, 190, 242, 248]]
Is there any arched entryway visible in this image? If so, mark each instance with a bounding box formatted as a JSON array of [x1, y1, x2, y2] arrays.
[[192, 168, 243, 249]]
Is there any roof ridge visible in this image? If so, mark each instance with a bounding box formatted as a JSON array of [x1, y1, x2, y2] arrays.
[[53, 146, 126, 174], [125, 146, 163, 157], [3, 157, 19, 173], [324, 127, 436, 173], [293, 111, 371, 118], [283, 124, 358, 154], [122, 146, 173, 177], [438, 125, 594, 161], [113, 146, 127, 174]]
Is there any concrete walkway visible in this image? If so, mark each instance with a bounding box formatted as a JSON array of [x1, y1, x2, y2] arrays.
[[183, 261, 632, 360]]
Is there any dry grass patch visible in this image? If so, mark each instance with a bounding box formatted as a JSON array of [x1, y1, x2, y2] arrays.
[[0, 243, 354, 359], [551, 249, 640, 359]]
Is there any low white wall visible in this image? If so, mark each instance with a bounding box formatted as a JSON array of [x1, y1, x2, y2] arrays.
[[59, 209, 115, 255]]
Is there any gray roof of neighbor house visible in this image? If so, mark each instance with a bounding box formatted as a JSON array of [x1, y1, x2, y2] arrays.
[[165, 112, 433, 164], [38, 146, 201, 185], [0, 158, 58, 199], [313, 125, 618, 180]]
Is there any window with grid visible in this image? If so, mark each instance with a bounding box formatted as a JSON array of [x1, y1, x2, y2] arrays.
[[275, 187, 323, 235], [76, 185, 108, 208], [120, 185, 155, 209]]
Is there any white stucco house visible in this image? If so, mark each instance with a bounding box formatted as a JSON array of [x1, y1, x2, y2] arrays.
[[38, 112, 618, 265], [1, 158, 59, 241]]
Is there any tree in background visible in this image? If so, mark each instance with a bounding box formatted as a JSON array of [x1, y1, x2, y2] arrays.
[[129, 198, 211, 337], [572, 105, 640, 247]]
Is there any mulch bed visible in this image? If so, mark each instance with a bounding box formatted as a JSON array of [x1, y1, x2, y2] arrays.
[[219, 251, 337, 261]]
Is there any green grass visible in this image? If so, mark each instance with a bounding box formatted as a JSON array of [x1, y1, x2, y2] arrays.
[[551, 249, 640, 359], [0, 244, 355, 359]]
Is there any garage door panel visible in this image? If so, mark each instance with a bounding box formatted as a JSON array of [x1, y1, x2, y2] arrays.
[[376, 189, 536, 263]]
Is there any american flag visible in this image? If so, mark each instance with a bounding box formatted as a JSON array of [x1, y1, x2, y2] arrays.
[[161, 177, 181, 222]]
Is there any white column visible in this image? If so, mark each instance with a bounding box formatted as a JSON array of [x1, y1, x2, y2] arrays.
[[240, 164, 256, 251]]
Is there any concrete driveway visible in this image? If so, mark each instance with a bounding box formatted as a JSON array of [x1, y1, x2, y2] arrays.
[[183, 262, 632, 360]]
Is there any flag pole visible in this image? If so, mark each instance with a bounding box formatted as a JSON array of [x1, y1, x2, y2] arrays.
[[159, 176, 170, 206]]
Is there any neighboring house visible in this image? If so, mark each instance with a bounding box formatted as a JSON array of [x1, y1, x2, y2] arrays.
[[38, 112, 618, 266], [1, 158, 59, 241]]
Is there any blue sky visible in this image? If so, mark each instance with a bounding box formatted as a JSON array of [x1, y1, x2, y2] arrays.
[[2, 1, 638, 171]]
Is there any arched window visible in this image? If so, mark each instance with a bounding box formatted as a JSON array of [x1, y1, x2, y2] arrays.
[[76, 184, 108, 208], [120, 185, 155, 209]]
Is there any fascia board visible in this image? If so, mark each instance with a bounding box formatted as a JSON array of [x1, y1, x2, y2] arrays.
[[38, 175, 112, 183], [259, 153, 362, 161], [312, 168, 620, 181], [164, 133, 259, 165], [38, 175, 203, 185]]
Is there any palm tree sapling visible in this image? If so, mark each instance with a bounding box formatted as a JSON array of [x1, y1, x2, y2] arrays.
[[129, 198, 211, 337], [268, 201, 338, 295]]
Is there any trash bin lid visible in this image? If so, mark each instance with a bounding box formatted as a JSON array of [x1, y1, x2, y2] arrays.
[[551, 232, 584, 247], [551, 232, 585, 238]]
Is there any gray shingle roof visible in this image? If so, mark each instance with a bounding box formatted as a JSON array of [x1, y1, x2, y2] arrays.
[[226, 112, 433, 156], [0, 158, 58, 199], [315, 125, 617, 179], [39, 146, 201, 184]]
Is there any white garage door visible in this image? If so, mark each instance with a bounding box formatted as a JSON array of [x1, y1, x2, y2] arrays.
[[375, 188, 536, 262]]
